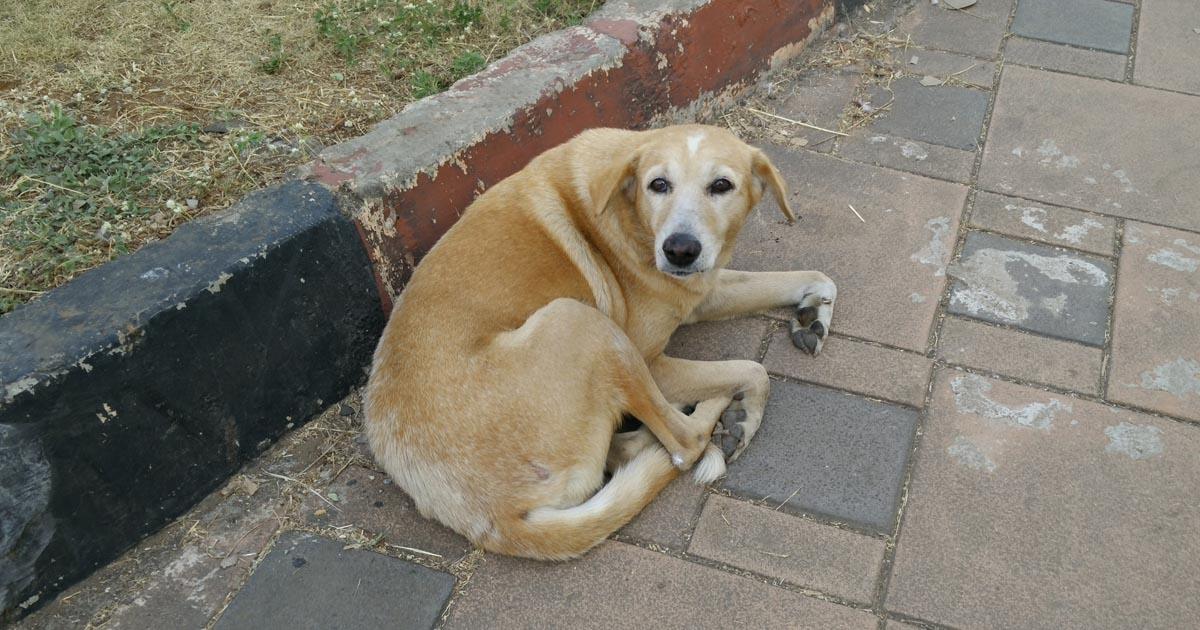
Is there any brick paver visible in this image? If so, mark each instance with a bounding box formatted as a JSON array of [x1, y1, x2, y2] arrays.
[[18, 2, 1200, 628], [1107, 223, 1200, 421], [980, 65, 1200, 231], [443, 542, 878, 629], [888, 370, 1200, 629]]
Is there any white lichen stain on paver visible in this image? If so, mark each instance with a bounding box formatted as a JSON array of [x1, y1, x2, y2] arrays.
[[951, 374, 1069, 431], [1055, 218, 1104, 245], [1041, 293, 1068, 315], [1135, 358, 1200, 399], [947, 436, 998, 472], [949, 248, 1108, 322], [1111, 169, 1137, 193], [1036, 139, 1080, 168], [911, 216, 951, 276], [900, 141, 928, 161], [1013, 205, 1048, 232], [1104, 422, 1164, 460], [1148, 249, 1199, 273], [1158, 287, 1182, 305], [909, 292, 926, 304], [1012, 146, 1024, 157]]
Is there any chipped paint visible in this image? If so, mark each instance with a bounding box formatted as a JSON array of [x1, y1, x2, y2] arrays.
[[951, 373, 1069, 430], [205, 272, 233, 294], [911, 217, 951, 276], [1104, 422, 1164, 460], [947, 436, 997, 472], [949, 247, 1108, 322], [1135, 358, 1200, 399], [1148, 249, 1199, 272]]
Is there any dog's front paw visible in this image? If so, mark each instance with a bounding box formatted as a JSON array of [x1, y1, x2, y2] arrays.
[[790, 284, 835, 355]]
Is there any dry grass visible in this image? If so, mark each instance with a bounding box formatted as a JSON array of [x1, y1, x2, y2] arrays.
[[0, 0, 598, 313]]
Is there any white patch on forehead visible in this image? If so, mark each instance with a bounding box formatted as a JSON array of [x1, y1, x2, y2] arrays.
[[687, 133, 704, 156]]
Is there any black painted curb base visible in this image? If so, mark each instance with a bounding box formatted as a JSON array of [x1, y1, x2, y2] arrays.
[[0, 181, 384, 620]]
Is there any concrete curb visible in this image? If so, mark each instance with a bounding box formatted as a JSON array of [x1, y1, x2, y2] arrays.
[[0, 182, 384, 620], [1, 0, 839, 620], [303, 0, 838, 301]]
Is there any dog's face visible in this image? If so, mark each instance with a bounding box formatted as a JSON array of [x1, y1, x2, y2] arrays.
[[625, 126, 794, 279]]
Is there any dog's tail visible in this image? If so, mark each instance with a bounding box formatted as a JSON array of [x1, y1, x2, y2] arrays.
[[488, 445, 678, 560]]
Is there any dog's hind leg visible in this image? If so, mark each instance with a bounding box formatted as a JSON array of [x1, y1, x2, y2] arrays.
[[496, 298, 724, 472], [650, 356, 771, 464]]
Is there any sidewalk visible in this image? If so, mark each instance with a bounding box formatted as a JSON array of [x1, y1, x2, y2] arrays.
[[18, 0, 1200, 628]]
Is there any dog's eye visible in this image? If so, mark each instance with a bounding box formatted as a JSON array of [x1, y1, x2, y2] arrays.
[[648, 178, 671, 194], [708, 178, 734, 195]]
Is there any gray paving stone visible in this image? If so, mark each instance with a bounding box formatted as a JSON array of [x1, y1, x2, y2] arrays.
[[896, 0, 1015, 59], [214, 531, 455, 630], [772, 68, 860, 151], [947, 232, 1113, 345], [1012, 0, 1134, 54], [722, 380, 918, 533], [664, 317, 770, 362], [301, 465, 473, 561], [936, 316, 1104, 394], [444, 542, 878, 629], [1107, 222, 1200, 422], [838, 132, 975, 183], [866, 79, 990, 150], [1005, 36, 1127, 81], [689, 495, 885, 603], [888, 370, 1200, 628], [1134, 0, 1200, 95], [980, 65, 1200, 231], [617, 475, 709, 549], [893, 48, 997, 89], [734, 147, 966, 352], [970, 191, 1117, 256]]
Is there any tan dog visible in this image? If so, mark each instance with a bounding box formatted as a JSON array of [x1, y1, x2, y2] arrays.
[[364, 124, 836, 560]]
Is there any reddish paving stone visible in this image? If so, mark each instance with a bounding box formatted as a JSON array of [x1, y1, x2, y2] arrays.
[[301, 465, 473, 561], [664, 317, 771, 362], [888, 370, 1200, 628], [763, 330, 932, 407], [980, 65, 1200, 231], [734, 146, 966, 352], [1004, 37, 1127, 81], [618, 476, 709, 550], [1107, 223, 1200, 422], [970, 191, 1117, 256], [214, 532, 455, 630], [838, 132, 975, 183], [688, 495, 885, 603], [937, 316, 1103, 394], [895, 0, 1015, 59], [893, 49, 996, 89], [1134, 0, 1200, 95], [444, 542, 877, 629]]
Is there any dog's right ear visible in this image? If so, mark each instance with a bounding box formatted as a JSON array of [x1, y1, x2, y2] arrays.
[[588, 151, 640, 214]]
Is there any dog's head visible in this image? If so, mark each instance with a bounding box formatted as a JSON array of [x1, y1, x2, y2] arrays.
[[593, 125, 794, 279]]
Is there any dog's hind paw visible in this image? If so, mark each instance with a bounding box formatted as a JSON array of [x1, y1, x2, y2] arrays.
[[692, 444, 726, 484]]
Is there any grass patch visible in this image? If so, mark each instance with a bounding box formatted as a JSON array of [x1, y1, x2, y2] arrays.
[[0, 0, 599, 314]]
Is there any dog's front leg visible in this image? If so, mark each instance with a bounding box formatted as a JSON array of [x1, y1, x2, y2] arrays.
[[686, 269, 836, 355]]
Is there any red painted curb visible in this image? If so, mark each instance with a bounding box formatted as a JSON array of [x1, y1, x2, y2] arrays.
[[306, 0, 836, 301]]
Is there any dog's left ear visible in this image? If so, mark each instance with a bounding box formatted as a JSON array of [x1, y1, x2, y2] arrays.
[[751, 148, 796, 223]]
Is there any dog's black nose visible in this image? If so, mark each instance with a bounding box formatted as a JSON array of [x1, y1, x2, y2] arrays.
[[662, 233, 702, 267]]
